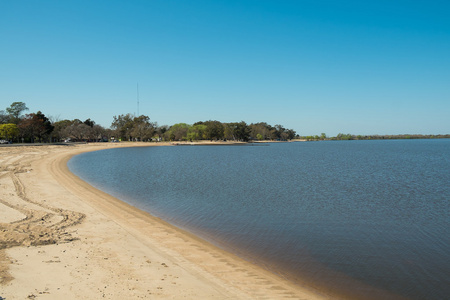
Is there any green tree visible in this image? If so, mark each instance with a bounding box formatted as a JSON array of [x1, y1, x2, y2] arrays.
[[0, 123, 19, 141], [6, 102, 28, 124], [35, 111, 54, 142], [187, 124, 207, 141], [166, 123, 190, 141], [249, 122, 274, 140], [273, 124, 294, 140], [131, 115, 155, 141], [234, 121, 250, 141], [203, 120, 224, 140], [111, 113, 134, 141], [286, 129, 297, 140], [336, 133, 353, 140], [155, 125, 169, 141], [225, 121, 250, 141], [223, 123, 234, 140], [84, 118, 95, 128]]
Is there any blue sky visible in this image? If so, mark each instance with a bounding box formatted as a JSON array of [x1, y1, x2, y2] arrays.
[[1, 0, 449, 135]]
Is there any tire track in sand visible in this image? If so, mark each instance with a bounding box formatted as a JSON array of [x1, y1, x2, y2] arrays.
[[0, 147, 85, 285]]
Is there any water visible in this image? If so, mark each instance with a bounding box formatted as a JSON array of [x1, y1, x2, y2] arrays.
[[68, 140, 450, 299]]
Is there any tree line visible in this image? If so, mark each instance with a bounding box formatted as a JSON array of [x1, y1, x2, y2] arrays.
[[162, 121, 297, 142], [3, 101, 446, 144], [0, 102, 299, 143], [330, 133, 450, 140], [303, 133, 450, 141]]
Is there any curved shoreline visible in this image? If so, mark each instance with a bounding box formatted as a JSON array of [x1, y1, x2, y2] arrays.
[[1, 142, 327, 299]]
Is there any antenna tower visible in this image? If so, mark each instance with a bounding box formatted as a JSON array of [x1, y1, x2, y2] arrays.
[[137, 83, 140, 116]]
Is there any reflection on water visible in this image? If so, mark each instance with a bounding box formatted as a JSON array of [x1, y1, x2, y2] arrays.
[[69, 140, 450, 299]]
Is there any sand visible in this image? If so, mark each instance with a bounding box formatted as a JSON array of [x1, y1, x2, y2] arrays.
[[0, 142, 327, 299]]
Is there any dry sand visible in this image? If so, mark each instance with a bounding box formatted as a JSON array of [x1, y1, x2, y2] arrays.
[[0, 142, 327, 299]]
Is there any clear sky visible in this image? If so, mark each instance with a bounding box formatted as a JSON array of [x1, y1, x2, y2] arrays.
[[1, 0, 449, 136]]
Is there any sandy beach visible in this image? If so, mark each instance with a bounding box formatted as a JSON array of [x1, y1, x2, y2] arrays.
[[0, 142, 326, 299]]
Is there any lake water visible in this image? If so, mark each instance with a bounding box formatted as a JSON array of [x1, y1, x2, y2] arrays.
[[68, 140, 450, 299]]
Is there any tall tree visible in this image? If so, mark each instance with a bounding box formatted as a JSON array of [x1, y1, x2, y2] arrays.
[[223, 123, 234, 140], [70, 123, 92, 141], [166, 123, 190, 141], [91, 124, 106, 141], [111, 113, 134, 141], [249, 122, 274, 140], [18, 114, 45, 143], [111, 114, 154, 141], [286, 129, 297, 140], [53, 119, 73, 141], [0, 110, 9, 124], [225, 121, 250, 141], [35, 111, 54, 142], [131, 115, 155, 141], [203, 120, 224, 140], [84, 118, 95, 128], [17, 112, 54, 143], [273, 124, 286, 140], [155, 125, 168, 141], [187, 124, 207, 141], [6, 102, 28, 124]]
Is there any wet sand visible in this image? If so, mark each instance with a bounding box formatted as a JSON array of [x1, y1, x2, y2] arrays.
[[0, 142, 327, 299]]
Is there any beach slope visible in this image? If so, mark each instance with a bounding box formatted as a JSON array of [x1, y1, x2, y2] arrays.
[[0, 143, 325, 299]]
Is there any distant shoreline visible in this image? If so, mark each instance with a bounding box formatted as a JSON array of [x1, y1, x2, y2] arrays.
[[2, 135, 449, 148]]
